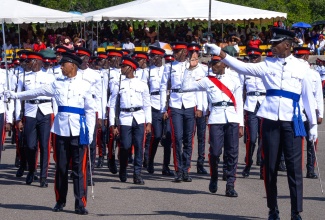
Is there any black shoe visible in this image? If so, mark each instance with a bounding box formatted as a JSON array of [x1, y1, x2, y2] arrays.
[[278, 161, 287, 172], [182, 172, 192, 182], [291, 211, 302, 220], [14, 156, 20, 168], [256, 159, 261, 166], [16, 167, 25, 177], [174, 171, 183, 182], [119, 170, 127, 182], [96, 156, 104, 168], [133, 174, 145, 185], [268, 208, 280, 220], [242, 166, 250, 178], [109, 160, 118, 174], [147, 163, 154, 174], [260, 172, 264, 180], [222, 171, 227, 181], [197, 165, 208, 174], [88, 179, 95, 186], [162, 166, 174, 176], [306, 172, 318, 179], [26, 172, 34, 185], [225, 185, 238, 197], [75, 206, 88, 215], [209, 178, 218, 193], [53, 202, 65, 212], [143, 159, 148, 168], [40, 178, 48, 188]]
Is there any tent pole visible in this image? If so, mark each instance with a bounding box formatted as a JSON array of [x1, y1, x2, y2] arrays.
[[84, 22, 86, 48], [157, 21, 160, 41], [97, 21, 99, 52], [91, 22, 94, 53], [208, 0, 212, 43], [80, 21, 82, 39], [2, 21, 10, 113], [18, 24, 21, 49], [222, 22, 224, 42]]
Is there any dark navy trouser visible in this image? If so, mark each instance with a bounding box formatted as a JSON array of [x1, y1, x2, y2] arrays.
[[119, 118, 145, 175], [304, 121, 316, 173], [170, 106, 195, 173], [196, 115, 206, 165]]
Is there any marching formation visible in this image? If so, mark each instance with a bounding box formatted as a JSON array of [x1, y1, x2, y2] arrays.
[[0, 28, 323, 220]]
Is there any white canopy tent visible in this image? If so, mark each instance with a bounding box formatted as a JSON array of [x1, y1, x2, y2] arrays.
[[0, 0, 85, 24], [84, 0, 287, 23]]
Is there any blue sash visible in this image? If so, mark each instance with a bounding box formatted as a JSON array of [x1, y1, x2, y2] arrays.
[[266, 89, 306, 137], [58, 106, 89, 145]]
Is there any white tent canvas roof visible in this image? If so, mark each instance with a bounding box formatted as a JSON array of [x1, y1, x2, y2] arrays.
[[84, 0, 286, 22], [0, 0, 85, 24]]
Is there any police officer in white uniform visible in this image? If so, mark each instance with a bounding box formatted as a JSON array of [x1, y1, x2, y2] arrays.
[[206, 28, 317, 220], [293, 47, 324, 179], [15, 51, 55, 187], [109, 57, 151, 185], [242, 47, 266, 179], [182, 54, 244, 197]]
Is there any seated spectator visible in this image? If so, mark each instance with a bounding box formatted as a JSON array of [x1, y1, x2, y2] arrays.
[[23, 38, 33, 50], [112, 38, 121, 48], [122, 38, 135, 52], [33, 38, 46, 52], [247, 34, 262, 48], [307, 39, 315, 54], [316, 35, 325, 55]]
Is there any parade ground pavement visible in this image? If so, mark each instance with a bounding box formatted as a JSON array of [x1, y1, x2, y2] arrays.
[[0, 122, 324, 220]]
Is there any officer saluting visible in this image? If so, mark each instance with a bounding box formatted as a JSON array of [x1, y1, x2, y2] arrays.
[[207, 28, 317, 220], [7, 52, 96, 215], [109, 57, 151, 185]]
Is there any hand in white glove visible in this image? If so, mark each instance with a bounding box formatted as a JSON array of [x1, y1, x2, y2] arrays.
[[4, 90, 18, 99], [89, 135, 93, 145], [206, 43, 221, 55], [309, 124, 318, 142]]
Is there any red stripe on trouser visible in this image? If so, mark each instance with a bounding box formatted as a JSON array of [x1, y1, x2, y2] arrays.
[[97, 126, 103, 157], [107, 126, 116, 159], [322, 80, 325, 88], [52, 133, 57, 162], [54, 170, 59, 202], [169, 109, 178, 172], [35, 143, 40, 170], [15, 126, 20, 158], [142, 124, 146, 148], [208, 153, 213, 177], [1, 122, 6, 146], [187, 108, 196, 173], [260, 118, 267, 191], [49, 114, 55, 150], [148, 125, 154, 158], [244, 113, 251, 166], [82, 147, 88, 207]]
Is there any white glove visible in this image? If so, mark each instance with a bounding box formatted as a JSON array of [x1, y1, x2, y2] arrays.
[[89, 135, 93, 145], [4, 90, 18, 99], [309, 124, 318, 142], [206, 43, 221, 55]]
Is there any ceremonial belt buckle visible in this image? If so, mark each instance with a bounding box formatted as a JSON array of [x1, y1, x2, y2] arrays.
[[34, 100, 40, 104], [221, 101, 228, 106], [178, 89, 183, 93], [129, 107, 134, 112], [255, 91, 260, 96]]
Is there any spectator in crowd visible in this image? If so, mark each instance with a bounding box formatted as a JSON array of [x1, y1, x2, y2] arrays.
[[122, 38, 135, 52], [316, 35, 325, 55], [33, 38, 46, 52], [23, 38, 33, 50], [247, 34, 262, 48], [307, 38, 315, 54], [2, 40, 13, 50]]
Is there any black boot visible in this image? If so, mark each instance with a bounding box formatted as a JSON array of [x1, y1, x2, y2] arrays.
[[306, 171, 318, 179], [174, 171, 183, 182], [14, 156, 20, 168], [75, 206, 88, 215], [96, 156, 104, 168], [109, 157, 118, 174], [26, 172, 35, 185], [268, 207, 280, 220], [225, 185, 238, 197], [162, 166, 174, 176], [209, 178, 218, 193], [53, 202, 65, 212], [242, 166, 251, 178], [147, 161, 154, 174], [182, 172, 192, 182], [133, 174, 145, 185], [197, 163, 208, 174], [291, 211, 302, 220], [222, 170, 227, 181], [40, 178, 48, 188], [16, 166, 25, 177], [143, 158, 148, 168], [119, 169, 127, 182]]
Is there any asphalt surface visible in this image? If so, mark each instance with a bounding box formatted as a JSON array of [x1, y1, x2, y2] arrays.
[[0, 122, 324, 220]]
